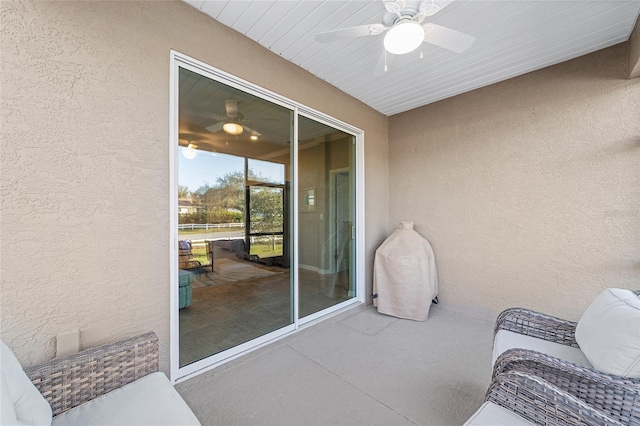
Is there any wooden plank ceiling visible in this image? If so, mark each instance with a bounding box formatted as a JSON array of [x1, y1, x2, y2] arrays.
[[183, 0, 640, 116]]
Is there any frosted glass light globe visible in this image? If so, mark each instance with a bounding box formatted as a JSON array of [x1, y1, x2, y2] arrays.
[[223, 122, 244, 136], [383, 20, 425, 55]]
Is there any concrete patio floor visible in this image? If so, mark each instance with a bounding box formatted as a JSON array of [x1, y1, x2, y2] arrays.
[[176, 305, 494, 425]]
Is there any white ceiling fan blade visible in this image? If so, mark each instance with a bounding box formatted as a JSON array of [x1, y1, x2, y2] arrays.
[[316, 24, 387, 43], [242, 125, 262, 137], [373, 50, 396, 77], [181, 108, 227, 122], [205, 122, 224, 133], [423, 23, 475, 53]]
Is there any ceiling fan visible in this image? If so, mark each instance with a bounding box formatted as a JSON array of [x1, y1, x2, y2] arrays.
[[316, 0, 475, 70], [205, 99, 261, 138]]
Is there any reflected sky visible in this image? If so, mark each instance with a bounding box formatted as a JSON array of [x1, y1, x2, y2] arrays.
[[179, 149, 284, 193]]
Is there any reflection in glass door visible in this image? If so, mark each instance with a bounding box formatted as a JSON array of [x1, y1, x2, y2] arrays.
[[248, 185, 287, 264], [177, 67, 293, 367], [333, 171, 351, 280], [172, 55, 361, 378], [297, 116, 356, 318]]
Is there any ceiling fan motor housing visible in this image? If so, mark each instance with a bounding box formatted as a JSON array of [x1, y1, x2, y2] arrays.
[[382, 0, 431, 26]]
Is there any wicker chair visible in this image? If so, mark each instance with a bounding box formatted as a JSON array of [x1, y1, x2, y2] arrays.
[[493, 291, 640, 426], [24, 332, 159, 416], [484, 370, 624, 426], [17, 332, 200, 425]]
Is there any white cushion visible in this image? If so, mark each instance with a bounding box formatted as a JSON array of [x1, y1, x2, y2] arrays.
[[0, 340, 52, 425], [575, 288, 640, 378], [464, 402, 534, 426], [492, 330, 592, 367], [52, 372, 200, 426]]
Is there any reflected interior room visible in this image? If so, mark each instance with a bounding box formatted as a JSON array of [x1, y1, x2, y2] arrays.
[[177, 68, 355, 366]]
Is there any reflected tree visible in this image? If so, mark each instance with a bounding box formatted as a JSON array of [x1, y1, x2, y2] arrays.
[[187, 170, 282, 232]]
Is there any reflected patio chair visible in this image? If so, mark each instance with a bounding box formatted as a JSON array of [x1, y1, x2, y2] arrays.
[[178, 240, 201, 269]]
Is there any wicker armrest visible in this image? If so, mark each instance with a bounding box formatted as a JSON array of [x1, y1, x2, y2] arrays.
[[493, 348, 640, 425], [486, 370, 624, 426], [494, 307, 579, 347], [24, 331, 159, 417]]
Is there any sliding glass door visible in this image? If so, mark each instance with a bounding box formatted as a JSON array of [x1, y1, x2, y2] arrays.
[[176, 67, 294, 367], [171, 52, 362, 380], [297, 116, 355, 319]]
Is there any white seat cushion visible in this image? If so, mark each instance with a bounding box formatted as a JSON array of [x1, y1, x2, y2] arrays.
[[0, 340, 53, 426], [464, 402, 534, 426], [52, 372, 200, 426], [492, 330, 592, 367], [575, 288, 640, 378]]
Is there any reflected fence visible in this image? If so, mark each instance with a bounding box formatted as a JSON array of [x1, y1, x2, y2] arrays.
[[178, 223, 245, 230], [178, 222, 283, 262]]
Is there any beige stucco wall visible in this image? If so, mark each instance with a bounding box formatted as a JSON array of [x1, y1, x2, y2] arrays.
[[0, 1, 388, 368], [388, 43, 640, 322]]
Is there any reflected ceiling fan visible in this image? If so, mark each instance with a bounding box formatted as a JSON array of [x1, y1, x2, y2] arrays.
[[205, 99, 261, 138], [316, 0, 475, 72], [178, 135, 199, 159]]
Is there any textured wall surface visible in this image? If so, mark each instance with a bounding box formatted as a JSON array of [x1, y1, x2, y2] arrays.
[[0, 1, 388, 368], [389, 44, 640, 322]]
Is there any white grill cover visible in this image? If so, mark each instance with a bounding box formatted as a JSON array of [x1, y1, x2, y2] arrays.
[[373, 222, 438, 321]]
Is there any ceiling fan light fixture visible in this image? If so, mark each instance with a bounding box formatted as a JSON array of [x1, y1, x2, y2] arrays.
[[383, 20, 425, 55], [182, 142, 197, 160], [223, 122, 244, 135]]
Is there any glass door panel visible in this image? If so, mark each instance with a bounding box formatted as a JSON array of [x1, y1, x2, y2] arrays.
[[248, 185, 284, 259], [177, 67, 293, 367], [297, 116, 356, 318]]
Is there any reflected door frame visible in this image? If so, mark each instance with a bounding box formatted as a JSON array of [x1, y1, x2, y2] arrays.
[[328, 167, 351, 275]]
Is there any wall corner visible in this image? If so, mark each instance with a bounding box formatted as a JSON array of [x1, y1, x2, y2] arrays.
[[628, 14, 640, 79]]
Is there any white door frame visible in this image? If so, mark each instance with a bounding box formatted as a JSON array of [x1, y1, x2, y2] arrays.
[[169, 51, 365, 383]]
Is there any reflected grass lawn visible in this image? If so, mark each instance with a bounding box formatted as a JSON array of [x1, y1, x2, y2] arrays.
[[251, 242, 283, 258]]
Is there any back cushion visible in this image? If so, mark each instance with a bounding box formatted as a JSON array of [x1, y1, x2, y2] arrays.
[[0, 340, 52, 425], [575, 288, 640, 378]]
